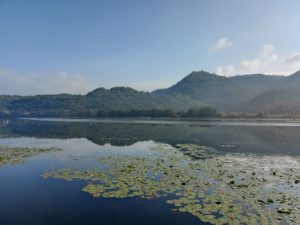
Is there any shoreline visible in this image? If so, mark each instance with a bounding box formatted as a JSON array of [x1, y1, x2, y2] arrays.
[[18, 117, 300, 127]]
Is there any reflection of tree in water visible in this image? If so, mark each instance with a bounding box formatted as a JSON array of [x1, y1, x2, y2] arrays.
[[1, 119, 300, 155]]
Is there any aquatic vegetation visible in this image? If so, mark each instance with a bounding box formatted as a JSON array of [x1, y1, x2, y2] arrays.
[[43, 143, 300, 225], [0, 146, 59, 167]]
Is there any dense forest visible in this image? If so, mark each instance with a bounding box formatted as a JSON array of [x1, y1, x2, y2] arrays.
[[1, 70, 300, 118], [0, 93, 216, 118], [96, 107, 218, 118]]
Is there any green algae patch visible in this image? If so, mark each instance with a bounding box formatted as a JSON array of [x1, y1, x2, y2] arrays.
[[43, 144, 300, 225], [0, 146, 60, 167]]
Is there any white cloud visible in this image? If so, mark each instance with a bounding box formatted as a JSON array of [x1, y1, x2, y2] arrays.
[[260, 44, 275, 55], [209, 37, 233, 53], [239, 59, 262, 73], [0, 70, 98, 95], [216, 65, 235, 76], [285, 53, 300, 66], [215, 44, 300, 76]]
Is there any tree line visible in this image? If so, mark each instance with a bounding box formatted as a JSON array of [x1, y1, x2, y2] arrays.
[[0, 107, 218, 118], [96, 107, 218, 118]]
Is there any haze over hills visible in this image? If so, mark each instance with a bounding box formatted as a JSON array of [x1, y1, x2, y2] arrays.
[[153, 71, 295, 113], [153, 71, 249, 111], [1, 70, 300, 117], [239, 71, 300, 114]]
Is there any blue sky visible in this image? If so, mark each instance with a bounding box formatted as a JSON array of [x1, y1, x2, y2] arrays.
[[0, 0, 300, 94]]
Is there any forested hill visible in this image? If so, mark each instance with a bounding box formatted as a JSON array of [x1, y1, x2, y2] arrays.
[[0, 87, 203, 117], [153, 71, 249, 111], [1, 70, 300, 117], [154, 70, 300, 115]]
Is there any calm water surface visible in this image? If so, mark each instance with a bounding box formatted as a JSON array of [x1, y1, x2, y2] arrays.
[[1, 118, 300, 225]]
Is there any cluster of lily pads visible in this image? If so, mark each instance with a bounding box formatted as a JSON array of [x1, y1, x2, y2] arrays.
[[0, 146, 59, 167], [43, 143, 300, 225]]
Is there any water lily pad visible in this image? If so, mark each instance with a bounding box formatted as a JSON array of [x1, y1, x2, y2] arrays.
[[43, 143, 300, 225], [0, 146, 60, 167]]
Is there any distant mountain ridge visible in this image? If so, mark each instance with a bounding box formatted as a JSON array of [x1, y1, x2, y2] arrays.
[[153, 71, 249, 110], [229, 74, 284, 97], [238, 71, 300, 113], [153, 71, 293, 112], [1, 70, 300, 117]]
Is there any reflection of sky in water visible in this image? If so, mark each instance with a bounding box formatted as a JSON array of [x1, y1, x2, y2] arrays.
[[0, 137, 209, 225], [0, 137, 158, 168], [1, 125, 300, 225], [25, 117, 300, 126], [2, 118, 300, 156]]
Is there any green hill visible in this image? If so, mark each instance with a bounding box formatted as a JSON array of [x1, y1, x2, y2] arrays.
[[239, 71, 300, 114], [153, 71, 250, 111], [1, 70, 300, 117], [0, 86, 201, 117]]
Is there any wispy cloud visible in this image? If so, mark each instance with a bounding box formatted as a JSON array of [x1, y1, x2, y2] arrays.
[[209, 37, 233, 53], [0, 69, 172, 95], [0, 70, 98, 95], [285, 53, 300, 66], [216, 44, 300, 76]]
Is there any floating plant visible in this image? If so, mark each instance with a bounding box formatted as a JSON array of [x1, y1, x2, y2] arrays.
[[43, 143, 300, 225], [0, 146, 60, 167]]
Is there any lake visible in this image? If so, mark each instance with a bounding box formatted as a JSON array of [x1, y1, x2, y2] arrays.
[[0, 118, 300, 225]]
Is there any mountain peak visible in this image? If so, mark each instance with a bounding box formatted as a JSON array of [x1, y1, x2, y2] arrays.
[[187, 70, 217, 78], [190, 70, 211, 75], [86, 86, 141, 98], [86, 87, 106, 97], [290, 70, 300, 77], [180, 71, 221, 84], [110, 87, 138, 93]]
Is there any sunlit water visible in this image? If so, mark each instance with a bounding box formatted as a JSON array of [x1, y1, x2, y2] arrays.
[[1, 118, 300, 225]]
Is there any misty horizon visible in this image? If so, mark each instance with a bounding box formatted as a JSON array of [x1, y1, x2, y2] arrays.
[[0, 69, 299, 96]]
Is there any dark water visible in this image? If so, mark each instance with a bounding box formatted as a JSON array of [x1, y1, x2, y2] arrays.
[[1, 118, 300, 225]]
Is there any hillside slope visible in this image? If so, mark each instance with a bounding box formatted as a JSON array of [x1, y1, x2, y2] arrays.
[[229, 74, 284, 97], [0, 87, 201, 117], [239, 71, 300, 114], [153, 71, 250, 111], [2, 70, 300, 117]]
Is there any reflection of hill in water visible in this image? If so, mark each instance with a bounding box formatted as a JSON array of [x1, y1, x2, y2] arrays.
[[1, 119, 300, 155]]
